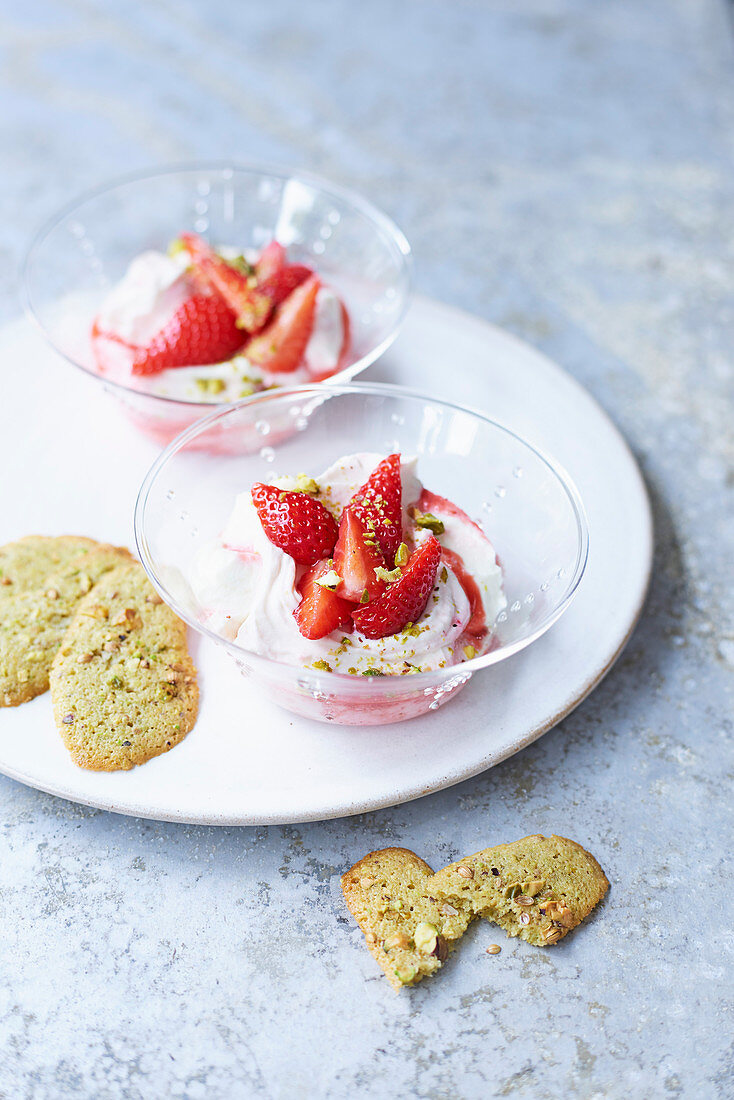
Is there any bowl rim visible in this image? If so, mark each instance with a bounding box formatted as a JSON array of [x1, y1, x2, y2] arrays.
[[20, 159, 414, 408], [133, 380, 591, 686]]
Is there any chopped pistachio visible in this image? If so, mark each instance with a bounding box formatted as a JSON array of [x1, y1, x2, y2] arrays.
[[413, 921, 439, 955], [395, 965, 418, 985], [395, 542, 409, 567], [167, 236, 187, 257], [359, 589, 370, 604], [385, 932, 409, 949], [440, 566, 449, 583], [293, 474, 320, 495], [312, 659, 332, 673], [374, 565, 402, 583], [228, 254, 256, 276], [523, 879, 546, 897], [314, 569, 341, 590], [411, 509, 445, 535], [195, 377, 227, 396], [504, 883, 522, 899], [362, 668, 384, 676], [385, 932, 410, 951]]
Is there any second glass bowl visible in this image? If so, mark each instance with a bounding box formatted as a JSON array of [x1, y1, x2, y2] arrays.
[[134, 383, 589, 726], [22, 163, 412, 444]]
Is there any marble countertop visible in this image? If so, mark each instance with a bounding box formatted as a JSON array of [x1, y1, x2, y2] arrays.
[[1, 1, 732, 1096]]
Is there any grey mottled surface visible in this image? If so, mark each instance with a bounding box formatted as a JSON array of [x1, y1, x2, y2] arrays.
[[1, 1, 733, 1097]]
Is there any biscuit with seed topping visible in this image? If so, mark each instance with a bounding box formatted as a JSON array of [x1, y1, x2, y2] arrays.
[[0, 541, 131, 706], [341, 847, 471, 991], [431, 834, 609, 947], [0, 536, 98, 597], [50, 561, 198, 770]]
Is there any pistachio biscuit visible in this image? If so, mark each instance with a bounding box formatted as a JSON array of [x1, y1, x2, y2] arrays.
[[341, 848, 472, 992], [0, 535, 99, 601], [50, 561, 198, 771], [431, 834, 609, 948], [0, 541, 131, 707]]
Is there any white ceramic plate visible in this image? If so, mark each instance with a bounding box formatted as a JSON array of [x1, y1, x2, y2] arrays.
[[0, 297, 652, 824]]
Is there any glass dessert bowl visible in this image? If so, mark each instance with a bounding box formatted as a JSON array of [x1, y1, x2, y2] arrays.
[[134, 384, 589, 726], [22, 163, 412, 444]]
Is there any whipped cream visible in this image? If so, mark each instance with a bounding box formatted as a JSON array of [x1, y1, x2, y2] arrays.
[[96, 250, 192, 346], [189, 453, 506, 675], [94, 249, 346, 401]]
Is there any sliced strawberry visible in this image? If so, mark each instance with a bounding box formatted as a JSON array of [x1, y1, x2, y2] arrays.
[[294, 559, 354, 640], [246, 275, 320, 374], [181, 232, 271, 333], [350, 454, 403, 564], [332, 506, 387, 603], [336, 300, 351, 373], [256, 240, 286, 280], [258, 263, 313, 308], [352, 535, 442, 639], [251, 483, 338, 566], [130, 293, 244, 376], [215, 263, 313, 337]]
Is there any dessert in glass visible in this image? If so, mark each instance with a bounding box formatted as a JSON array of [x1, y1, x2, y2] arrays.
[[23, 164, 412, 443], [135, 384, 589, 725]]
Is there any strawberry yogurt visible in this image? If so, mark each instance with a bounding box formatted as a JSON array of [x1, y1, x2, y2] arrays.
[[189, 453, 506, 677], [91, 238, 349, 402]]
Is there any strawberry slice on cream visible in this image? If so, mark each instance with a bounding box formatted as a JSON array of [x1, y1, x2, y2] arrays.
[[90, 238, 350, 402], [332, 507, 388, 604], [189, 453, 507, 675]]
